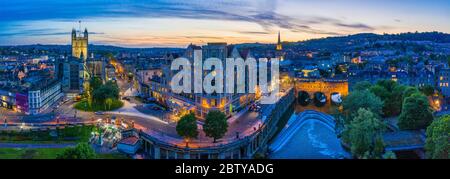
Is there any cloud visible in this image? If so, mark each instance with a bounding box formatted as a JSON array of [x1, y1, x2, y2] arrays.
[[238, 31, 272, 35], [0, 0, 376, 35], [0, 27, 104, 37], [334, 22, 375, 31]]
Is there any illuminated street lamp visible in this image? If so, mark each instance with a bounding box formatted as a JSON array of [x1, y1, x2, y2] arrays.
[[184, 138, 190, 148]]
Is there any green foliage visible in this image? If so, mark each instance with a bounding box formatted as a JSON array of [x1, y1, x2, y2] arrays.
[[369, 85, 390, 100], [105, 98, 113, 111], [342, 108, 386, 159], [403, 86, 420, 99], [376, 79, 397, 92], [353, 81, 372, 91], [367, 80, 422, 117], [342, 90, 383, 118], [57, 143, 96, 159], [0, 148, 66, 159], [398, 93, 434, 130], [92, 81, 120, 104], [74, 99, 123, 112], [425, 115, 450, 159], [176, 113, 199, 140], [0, 125, 97, 143], [203, 110, 228, 143], [419, 85, 435, 96], [389, 85, 408, 116], [89, 77, 103, 92], [382, 151, 397, 159]]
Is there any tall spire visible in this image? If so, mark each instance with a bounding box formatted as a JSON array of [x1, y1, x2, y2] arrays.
[[278, 31, 281, 44], [276, 31, 282, 51], [78, 20, 82, 36]]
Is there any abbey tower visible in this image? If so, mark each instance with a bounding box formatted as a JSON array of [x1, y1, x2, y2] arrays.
[[71, 27, 88, 61]]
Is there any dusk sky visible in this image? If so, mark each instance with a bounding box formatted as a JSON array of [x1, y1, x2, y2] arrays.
[[0, 0, 449, 47]]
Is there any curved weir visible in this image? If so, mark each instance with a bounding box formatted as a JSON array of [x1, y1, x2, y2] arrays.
[[269, 110, 349, 159]]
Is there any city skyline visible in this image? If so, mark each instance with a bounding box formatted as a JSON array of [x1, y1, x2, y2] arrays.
[[1, 0, 449, 47]]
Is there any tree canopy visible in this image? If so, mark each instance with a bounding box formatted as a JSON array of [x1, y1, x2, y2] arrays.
[[342, 90, 383, 118], [425, 115, 449, 159], [92, 81, 120, 104], [398, 93, 434, 130], [342, 108, 386, 159], [203, 110, 228, 143], [176, 113, 199, 140], [57, 143, 96, 159]]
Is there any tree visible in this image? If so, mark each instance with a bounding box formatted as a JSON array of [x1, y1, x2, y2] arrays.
[[370, 85, 390, 100], [369, 82, 406, 117], [89, 77, 103, 91], [342, 90, 383, 118], [376, 79, 397, 92], [176, 113, 198, 141], [353, 81, 372, 91], [402, 86, 420, 99], [57, 143, 96, 159], [398, 93, 434, 130], [419, 85, 435, 96], [342, 108, 386, 159], [92, 81, 120, 104], [390, 85, 408, 116], [203, 110, 228, 143], [425, 115, 449, 159], [105, 98, 113, 110]]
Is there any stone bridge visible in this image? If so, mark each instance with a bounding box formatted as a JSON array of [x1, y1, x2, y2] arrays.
[[294, 78, 348, 102]]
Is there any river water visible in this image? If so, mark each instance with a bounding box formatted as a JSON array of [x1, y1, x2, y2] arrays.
[[270, 114, 350, 159]]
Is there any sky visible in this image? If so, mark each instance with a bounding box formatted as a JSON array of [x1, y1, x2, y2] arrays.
[[0, 0, 449, 47]]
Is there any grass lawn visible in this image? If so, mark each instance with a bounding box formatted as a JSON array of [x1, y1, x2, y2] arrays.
[[0, 125, 98, 143], [0, 148, 131, 159], [74, 99, 123, 112], [96, 153, 130, 159], [0, 148, 66, 159]]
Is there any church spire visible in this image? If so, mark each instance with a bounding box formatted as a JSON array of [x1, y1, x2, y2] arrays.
[[278, 31, 281, 44], [276, 31, 282, 51]]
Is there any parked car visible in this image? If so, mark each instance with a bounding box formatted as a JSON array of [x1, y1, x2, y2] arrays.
[[146, 97, 157, 103], [95, 111, 104, 115]]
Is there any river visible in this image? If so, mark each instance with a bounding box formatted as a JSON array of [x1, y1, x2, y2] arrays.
[[270, 113, 350, 159]]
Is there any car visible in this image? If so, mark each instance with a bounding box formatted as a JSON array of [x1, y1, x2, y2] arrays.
[[151, 106, 162, 111], [95, 111, 104, 115], [146, 97, 157, 103]]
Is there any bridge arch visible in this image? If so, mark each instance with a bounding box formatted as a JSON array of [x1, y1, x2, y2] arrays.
[[313, 92, 327, 107], [294, 78, 348, 104], [297, 91, 311, 106]]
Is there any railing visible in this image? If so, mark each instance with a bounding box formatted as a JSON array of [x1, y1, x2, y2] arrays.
[[136, 88, 295, 154]]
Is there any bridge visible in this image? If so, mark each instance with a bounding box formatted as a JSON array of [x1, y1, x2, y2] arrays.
[[383, 130, 426, 151], [269, 110, 336, 153], [294, 78, 348, 103]]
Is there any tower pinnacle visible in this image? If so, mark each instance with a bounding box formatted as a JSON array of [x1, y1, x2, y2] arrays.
[[276, 31, 282, 51]]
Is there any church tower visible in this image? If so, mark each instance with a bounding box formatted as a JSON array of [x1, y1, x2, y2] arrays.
[[275, 31, 284, 61], [71, 21, 88, 61], [276, 31, 283, 51]]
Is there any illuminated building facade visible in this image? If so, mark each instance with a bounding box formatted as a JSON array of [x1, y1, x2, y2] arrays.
[[155, 43, 256, 119], [71, 27, 88, 61], [295, 78, 349, 102], [275, 31, 284, 61], [438, 68, 450, 97]]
